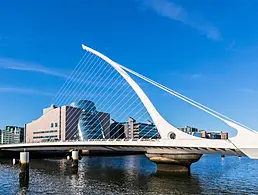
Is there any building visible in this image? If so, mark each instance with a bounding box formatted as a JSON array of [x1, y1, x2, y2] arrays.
[[13, 126, 25, 143], [110, 119, 125, 139], [1, 126, 25, 144], [126, 117, 160, 139], [26, 104, 82, 143], [178, 126, 198, 134], [127, 117, 136, 139], [98, 112, 111, 139], [178, 126, 228, 139], [207, 132, 221, 139], [178, 126, 202, 138], [199, 130, 207, 138], [137, 120, 160, 139], [71, 100, 105, 140], [26, 100, 109, 143], [101, 117, 160, 140], [221, 132, 228, 140], [206, 131, 228, 140], [1, 129, 13, 144]]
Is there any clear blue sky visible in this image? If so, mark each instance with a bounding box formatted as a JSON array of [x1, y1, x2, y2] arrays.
[[0, 0, 258, 136]]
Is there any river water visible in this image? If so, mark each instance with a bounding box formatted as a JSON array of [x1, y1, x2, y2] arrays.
[[0, 155, 257, 195]]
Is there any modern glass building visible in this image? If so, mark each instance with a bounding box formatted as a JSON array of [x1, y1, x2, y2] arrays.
[[71, 100, 104, 140], [138, 124, 160, 139], [126, 117, 161, 139]]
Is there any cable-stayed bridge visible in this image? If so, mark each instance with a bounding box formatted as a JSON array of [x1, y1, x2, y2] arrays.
[[1, 44, 258, 172]]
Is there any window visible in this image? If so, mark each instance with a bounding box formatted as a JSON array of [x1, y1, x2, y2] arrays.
[[33, 135, 58, 139], [55, 123, 58, 127], [51, 123, 54, 128], [33, 130, 57, 134]]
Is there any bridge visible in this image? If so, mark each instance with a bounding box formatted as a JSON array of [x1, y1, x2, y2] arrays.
[[1, 44, 258, 172]]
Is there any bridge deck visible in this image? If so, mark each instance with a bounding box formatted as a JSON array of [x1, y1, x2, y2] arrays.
[[0, 139, 244, 156]]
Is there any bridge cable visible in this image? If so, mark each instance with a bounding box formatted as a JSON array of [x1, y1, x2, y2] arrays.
[[119, 65, 254, 132]]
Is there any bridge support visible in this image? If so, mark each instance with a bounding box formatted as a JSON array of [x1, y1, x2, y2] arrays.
[[20, 151, 29, 168], [19, 151, 29, 188], [71, 150, 79, 174], [72, 150, 79, 162], [146, 153, 202, 173]]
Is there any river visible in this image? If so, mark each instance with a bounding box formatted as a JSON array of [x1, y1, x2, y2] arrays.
[[0, 155, 257, 194]]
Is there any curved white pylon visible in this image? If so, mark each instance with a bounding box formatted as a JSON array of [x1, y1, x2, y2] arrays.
[[81, 44, 198, 140], [118, 64, 258, 158], [81, 44, 258, 159]]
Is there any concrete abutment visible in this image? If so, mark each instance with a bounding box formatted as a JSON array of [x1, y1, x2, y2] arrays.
[[146, 153, 202, 173]]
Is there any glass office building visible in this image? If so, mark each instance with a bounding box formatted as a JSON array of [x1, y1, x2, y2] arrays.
[[126, 117, 161, 139], [71, 100, 104, 140], [138, 124, 160, 139]]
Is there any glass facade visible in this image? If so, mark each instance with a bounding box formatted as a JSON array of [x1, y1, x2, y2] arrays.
[[138, 124, 160, 139], [72, 100, 104, 140], [110, 122, 125, 139]]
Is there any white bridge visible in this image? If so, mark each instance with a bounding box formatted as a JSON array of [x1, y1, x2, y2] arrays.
[[1, 44, 258, 171], [0, 139, 242, 156]]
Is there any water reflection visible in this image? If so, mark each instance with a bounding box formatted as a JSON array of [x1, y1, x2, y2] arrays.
[[23, 156, 203, 194], [0, 155, 258, 194], [19, 168, 29, 188]]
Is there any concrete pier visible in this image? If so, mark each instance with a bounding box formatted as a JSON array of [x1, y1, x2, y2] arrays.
[[72, 150, 79, 162], [146, 153, 202, 173], [20, 152, 29, 167], [71, 150, 79, 174], [19, 152, 29, 188]]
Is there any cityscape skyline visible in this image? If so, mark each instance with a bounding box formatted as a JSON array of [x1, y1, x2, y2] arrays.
[[1, 1, 258, 136], [0, 99, 228, 145]]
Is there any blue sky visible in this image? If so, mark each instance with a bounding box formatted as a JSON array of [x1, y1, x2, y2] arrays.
[[0, 0, 258, 136]]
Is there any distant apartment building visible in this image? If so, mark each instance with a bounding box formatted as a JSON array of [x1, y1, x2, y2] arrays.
[[206, 131, 228, 140], [178, 126, 202, 138], [102, 117, 160, 140], [178, 126, 198, 134], [221, 132, 228, 140], [125, 117, 160, 139], [178, 126, 228, 140], [1, 129, 13, 144], [0, 126, 25, 144], [198, 130, 207, 138], [26, 100, 110, 143]]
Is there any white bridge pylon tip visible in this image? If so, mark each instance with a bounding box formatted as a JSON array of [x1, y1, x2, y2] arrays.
[[81, 44, 89, 51], [80, 43, 258, 159]]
